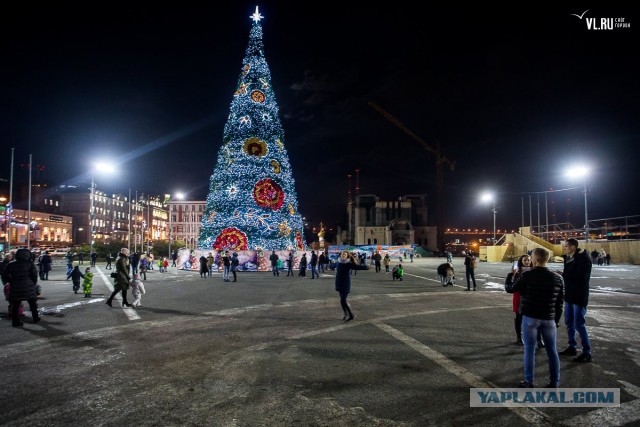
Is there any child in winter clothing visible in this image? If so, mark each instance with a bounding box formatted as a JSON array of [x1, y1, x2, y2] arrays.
[[82, 267, 94, 297], [130, 273, 146, 308], [157, 259, 164, 273], [67, 263, 85, 294], [4, 283, 24, 319], [392, 264, 404, 281], [162, 258, 169, 272]]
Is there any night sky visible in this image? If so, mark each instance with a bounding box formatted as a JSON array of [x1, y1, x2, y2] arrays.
[[3, 3, 639, 232]]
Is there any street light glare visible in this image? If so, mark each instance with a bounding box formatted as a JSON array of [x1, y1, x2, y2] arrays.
[[480, 192, 494, 203], [175, 192, 185, 200], [566, 166, 589, 178], [95, 163, 115, 173]]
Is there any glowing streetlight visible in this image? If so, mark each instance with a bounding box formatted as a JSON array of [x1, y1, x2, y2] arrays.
[[480, 192, 497, 243], [90, 163, 115, 259], [566, 165, 590, 242]]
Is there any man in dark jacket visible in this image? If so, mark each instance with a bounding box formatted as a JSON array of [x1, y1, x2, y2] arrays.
[[2, 248, 41, 327], [510, 248, 564, 388], [464, 251, 477, 291], [286, 252, 294, 276], [269, 251, 279, 276], [310, 251, 318, 279], [559, 238, 593, 362]]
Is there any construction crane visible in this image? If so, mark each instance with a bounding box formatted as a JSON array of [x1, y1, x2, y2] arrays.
[[368, 101, 455, 252]]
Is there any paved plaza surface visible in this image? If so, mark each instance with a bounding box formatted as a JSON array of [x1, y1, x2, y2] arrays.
[[1, 257, 639, 426]]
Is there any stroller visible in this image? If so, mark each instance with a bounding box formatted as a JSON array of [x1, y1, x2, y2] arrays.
[[437, 262, 455, 287]]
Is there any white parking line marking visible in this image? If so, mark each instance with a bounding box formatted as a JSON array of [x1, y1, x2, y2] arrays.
[[373, 321, 550, 425], [95, 267, 141, 321]]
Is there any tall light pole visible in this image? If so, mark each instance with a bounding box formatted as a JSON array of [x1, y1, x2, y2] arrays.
[[566, 166, 590, 242], [167, 192, 184, 260], [481, 192, 497, 244], [90, 163, 114, 259]]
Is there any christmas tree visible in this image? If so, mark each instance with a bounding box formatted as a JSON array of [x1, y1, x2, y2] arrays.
[[198, 7, 305, 251]]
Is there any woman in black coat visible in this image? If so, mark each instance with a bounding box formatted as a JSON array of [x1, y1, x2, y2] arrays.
[[335, 251, 368, 321], [106, 248, 131, 307], [2, 248, 41, 327]]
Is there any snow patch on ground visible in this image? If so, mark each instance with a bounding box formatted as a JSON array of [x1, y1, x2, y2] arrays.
[[483, 281, 505, 291], [39, 298, 105, 315], [594, 286, 624, 292]]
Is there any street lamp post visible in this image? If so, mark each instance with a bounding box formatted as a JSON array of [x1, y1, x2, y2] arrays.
[[566, 166, 590, 243], [90, 163, 114, 260], [481, 193, 497, 244]]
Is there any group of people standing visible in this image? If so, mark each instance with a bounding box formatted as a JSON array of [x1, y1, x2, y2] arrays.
[[505, 238, 593, 388]]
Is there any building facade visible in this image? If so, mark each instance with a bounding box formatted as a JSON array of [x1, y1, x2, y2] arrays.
[[2, 208, 72, 247], [344, 194, 437, 250], [168, 200, 205, 250], [56, 187, 167, 249]]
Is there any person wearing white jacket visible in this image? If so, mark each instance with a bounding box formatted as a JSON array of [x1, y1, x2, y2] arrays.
[[130, 274, 146, 308]]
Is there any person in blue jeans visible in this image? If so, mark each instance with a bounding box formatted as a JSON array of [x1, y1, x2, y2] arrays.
[[558, 238, 593, 362], [508, 248, 564, 388], [310, 251, 318, 279]]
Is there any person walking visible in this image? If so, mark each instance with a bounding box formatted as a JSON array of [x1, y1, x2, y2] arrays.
[[2, 248, 41, 327], [230, 252, 239, 282], [40, 251, 52, 280], [67, 262, 85, 294], [207, 253, 215, 277], [318, 252, 326, 273], [335, 250, 368, 322], [373, 252, 382, 273], [558, 238, 593, 363], [130, 274, 146, 308], [0, 253, 22, 321], [383, 254, 391, 273], [106, 248, 131, 307], [105, 253, 113, 270], [199, 255, 208, 278], [90, 251, 97, 267], [464, 251, 477, 291], [286, 252, 294, 276], [139, 256, 148, 281], [310, 251, 318, 279], [222, 251, 231, 282], [269, 251, 279, 276], [509, 248, 563, 388], [82, 267, 94, 298], [171, 250, 177, 267], [298, 253, 307, 277], [65, 250, 74, 276]]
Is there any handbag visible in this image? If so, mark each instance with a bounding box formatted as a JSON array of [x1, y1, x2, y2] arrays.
[[110, 272, 118, 278]]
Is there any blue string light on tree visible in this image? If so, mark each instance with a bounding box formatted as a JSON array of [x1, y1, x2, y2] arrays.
[[198, 6, 304, 251]]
